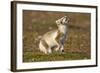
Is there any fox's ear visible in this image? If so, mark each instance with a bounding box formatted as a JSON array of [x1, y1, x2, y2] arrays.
[[64, 18, 69, 24], [63, 16, 69, 24]]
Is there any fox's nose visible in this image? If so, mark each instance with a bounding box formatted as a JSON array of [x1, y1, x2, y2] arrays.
[[62, 50, 64, 52]]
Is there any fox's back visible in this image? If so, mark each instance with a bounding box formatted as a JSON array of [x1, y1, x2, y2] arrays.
[[43, 29, 58, 40]]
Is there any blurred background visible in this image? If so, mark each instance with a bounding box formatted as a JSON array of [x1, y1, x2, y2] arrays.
[[23, 10, 91, 62]]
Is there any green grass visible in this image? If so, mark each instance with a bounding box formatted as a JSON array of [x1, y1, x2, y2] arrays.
[[23, 51, 90, 62]]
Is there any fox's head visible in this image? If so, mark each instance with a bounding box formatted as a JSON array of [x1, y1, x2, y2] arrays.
[[56, 16, 69, 26]]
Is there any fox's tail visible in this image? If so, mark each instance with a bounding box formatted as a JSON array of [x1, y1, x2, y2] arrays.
[[39, 39, 47, 54]]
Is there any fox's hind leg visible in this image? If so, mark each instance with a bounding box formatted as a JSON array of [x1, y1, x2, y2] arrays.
[[47, 47, 52, 54]]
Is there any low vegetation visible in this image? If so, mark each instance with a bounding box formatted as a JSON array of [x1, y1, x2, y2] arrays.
[[23, 10, 91, 62]]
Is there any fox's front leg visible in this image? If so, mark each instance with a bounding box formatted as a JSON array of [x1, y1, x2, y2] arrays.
[[54, 41, 60, 52], [59, 35, 66, 52], [60, 45, 64, 52]]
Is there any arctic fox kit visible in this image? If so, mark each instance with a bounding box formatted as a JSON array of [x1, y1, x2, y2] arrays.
[[39, 16, 69, 54]]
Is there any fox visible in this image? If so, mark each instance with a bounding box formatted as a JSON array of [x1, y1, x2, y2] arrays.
[[39, 16, 69, 54]]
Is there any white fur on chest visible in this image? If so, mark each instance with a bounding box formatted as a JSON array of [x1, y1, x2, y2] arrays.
[[58, 25, 67, 34]]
